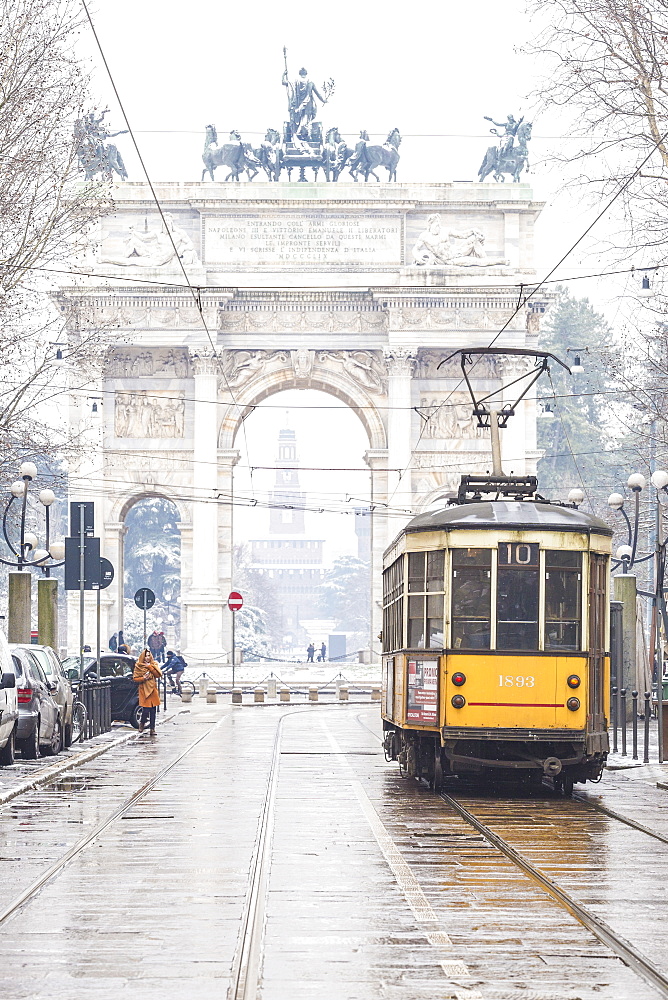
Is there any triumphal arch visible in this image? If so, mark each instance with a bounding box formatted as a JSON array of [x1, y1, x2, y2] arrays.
[[61, 77, 545, 659]]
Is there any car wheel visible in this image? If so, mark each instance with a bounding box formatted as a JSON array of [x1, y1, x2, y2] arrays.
[[130, 704, 142, 729], [0, 727, 16, 766], [45, 718, 63, 756], [20, 719, 40, 760]]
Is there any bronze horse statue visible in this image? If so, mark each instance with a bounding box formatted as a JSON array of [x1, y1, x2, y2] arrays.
[[201, 126, 262, 182], [256, 128, 283, 181], [322, 127, 352, 181], [348, 128, 401, 182], [478, 121, 532, 183]]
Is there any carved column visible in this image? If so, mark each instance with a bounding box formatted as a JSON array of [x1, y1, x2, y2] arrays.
[[218, 448, 240, 662], [364, 449, 389, 663], [182, 350, 225, 661], [103, 521, 127, 640], [501, 358, 530, 475], [383, 348, 417, 512]]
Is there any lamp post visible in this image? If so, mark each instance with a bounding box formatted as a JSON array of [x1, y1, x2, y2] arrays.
[[2, 464, 65, 646], [608, 471, 668, 761]]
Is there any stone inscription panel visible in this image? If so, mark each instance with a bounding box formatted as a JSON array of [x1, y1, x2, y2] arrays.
[[203, 213, 402, 267]]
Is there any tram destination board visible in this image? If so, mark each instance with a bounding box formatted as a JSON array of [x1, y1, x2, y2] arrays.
[[406, 659, 439, 725]]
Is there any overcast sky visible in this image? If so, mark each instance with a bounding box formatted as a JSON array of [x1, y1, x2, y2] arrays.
[[76, 1, 640, 556]]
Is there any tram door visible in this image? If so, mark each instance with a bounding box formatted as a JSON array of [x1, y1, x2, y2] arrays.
[[588, 554, 607, 730]]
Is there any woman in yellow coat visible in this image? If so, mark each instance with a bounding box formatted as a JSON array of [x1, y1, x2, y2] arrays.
[[133, 649, 162, 735]]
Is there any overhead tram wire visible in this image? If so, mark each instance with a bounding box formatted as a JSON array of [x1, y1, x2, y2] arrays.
[[387, 126, 668, 506], [5, 259, 668, 291], [79, 1, 256, 497]]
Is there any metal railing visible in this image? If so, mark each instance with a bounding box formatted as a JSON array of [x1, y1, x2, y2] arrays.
[[78, 679, 112, 739]]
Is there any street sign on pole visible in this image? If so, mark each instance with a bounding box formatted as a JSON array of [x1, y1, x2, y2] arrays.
[[228, 591, 243, 611], [64, 537, 101, 590], [96, 558, 115, 676], [134, 588, 156, 651], [69, 501, 95, 538], [228, 591, 243, 688]]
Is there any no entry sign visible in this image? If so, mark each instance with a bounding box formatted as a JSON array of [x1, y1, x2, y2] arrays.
[[228, 591, 243, 612]]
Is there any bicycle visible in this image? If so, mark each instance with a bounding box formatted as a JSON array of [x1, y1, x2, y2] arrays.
[[70, 691, 88, 743]]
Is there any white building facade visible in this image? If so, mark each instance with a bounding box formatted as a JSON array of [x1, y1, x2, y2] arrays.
[[57, 181, 545, 662]]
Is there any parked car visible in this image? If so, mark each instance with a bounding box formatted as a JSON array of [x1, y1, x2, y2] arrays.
[[0, 629, 18, 765], [62, 653, 142, 728], [14, 645, 74, 747], [9, 646, 62, 758]]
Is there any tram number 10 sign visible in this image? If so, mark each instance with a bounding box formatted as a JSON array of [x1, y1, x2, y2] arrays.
[[498, 542, 539, 567]]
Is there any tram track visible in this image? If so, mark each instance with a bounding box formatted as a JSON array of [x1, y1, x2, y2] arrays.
[[0, 713, 228, 928], [355, 712, 668, 996]]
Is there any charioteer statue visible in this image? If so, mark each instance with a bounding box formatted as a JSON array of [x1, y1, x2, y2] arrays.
[[478, 112, 532, 183], [199, 49, 400, 183], [75, 109, 128, 182]]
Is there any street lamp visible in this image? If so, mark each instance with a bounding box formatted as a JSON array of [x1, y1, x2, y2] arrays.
[[609, 469, 668, 762], [1, 466, 65, 647]]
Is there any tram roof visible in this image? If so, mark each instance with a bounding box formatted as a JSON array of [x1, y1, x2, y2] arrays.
[[401, 500, 613, 537]]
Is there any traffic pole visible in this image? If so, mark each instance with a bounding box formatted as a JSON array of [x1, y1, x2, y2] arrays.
[[79, 504, 85, 686], [232, 610, 235, 690]]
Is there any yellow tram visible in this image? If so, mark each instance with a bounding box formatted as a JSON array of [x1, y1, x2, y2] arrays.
[[381, 476, 613, 793]]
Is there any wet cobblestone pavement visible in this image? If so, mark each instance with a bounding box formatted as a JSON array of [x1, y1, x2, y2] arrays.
[[0, 702, 667, 998]]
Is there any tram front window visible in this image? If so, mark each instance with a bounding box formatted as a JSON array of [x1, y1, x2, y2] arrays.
[[407, 551, 444, 648], [545, 550, 582, 650], [496, 543, 539, 650], [451, 549, 491, 649]]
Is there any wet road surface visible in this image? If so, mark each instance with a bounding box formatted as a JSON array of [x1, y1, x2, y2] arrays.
[[0, 702, 666, 998]]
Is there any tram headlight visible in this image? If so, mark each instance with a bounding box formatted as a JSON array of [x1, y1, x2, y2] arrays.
[[567, 697, 581, 712], [451, 672, 466, 686], [567, 675, 581, 689], [451, 694, 466, 709]]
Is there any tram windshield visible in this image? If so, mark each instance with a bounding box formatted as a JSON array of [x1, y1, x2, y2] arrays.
[[451, 549, 491, 649], [545, 550, 582, 649]]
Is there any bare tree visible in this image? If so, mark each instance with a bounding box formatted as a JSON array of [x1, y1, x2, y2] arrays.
[[528, 0, 668, 257], [0, 0, 111, 475]]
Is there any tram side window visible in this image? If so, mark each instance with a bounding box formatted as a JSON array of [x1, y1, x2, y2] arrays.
[[382, 556, 404, 653], [545, 550, 582, 650], [407, 551, 444, 648], [497, 543, 539, 651], [451, 549, 491, 650]]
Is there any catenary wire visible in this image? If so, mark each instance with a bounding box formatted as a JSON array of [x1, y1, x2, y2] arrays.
[[387, 127, 668, 504], [79, 0, 257, 499]]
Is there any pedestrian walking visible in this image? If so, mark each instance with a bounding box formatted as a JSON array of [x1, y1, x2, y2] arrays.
[[118, 643, 132, 656], [133, 649, 162, 735], [109, 632, 118, 652], [307, 642, 315, 662], [320, 642, 326, 661], [164, 650, 187, 694], [148, 629, 166, 663]]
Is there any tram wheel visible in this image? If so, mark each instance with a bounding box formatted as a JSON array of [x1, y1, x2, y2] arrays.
[[433, 747, 444, 793], [562, 776, 574, 797], [406, 743, 418, 779]]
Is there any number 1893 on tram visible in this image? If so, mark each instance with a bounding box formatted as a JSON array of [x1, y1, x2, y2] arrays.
[[381, 477, 613, 794]]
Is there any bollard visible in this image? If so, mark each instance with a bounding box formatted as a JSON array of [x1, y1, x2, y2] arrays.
[[206, 685, 217, 705], [338, 685, 349, 702], [621, 688, 627, 756], [181, 687, 193, 704], [309, 686, 318, 702], [371, 684, 381, 702], [632, 690, 638, 760], [198, 677, 208, 699], [611, 686, 618, 754], [267, 676, 277, 699], [644, 691, 651, 763], [279, 686, 290, 703], [254, 687, 265, 703], [231, 688, 242, 705]]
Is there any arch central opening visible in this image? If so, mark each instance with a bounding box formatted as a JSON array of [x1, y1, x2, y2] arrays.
[[232, 389, 373, 664]]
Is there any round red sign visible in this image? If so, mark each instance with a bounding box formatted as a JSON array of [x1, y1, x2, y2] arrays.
[[228, 591, 243, 612]]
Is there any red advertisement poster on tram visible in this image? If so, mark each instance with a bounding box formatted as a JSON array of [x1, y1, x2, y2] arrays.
[[406, 659, 439, 725]]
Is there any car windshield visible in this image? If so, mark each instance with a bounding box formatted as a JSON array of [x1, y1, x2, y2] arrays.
[[30, 648, 54, 678], [62, 655, 95, 672]]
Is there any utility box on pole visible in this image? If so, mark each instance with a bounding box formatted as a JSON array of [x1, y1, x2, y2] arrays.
[[613, 574, 637, 720]]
